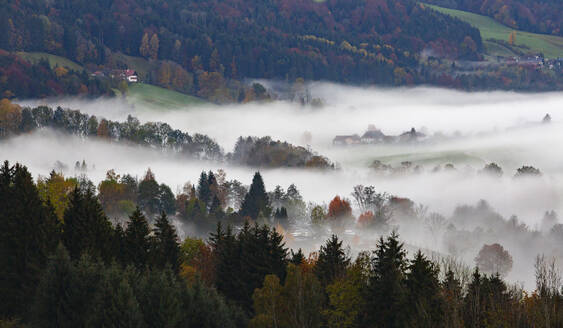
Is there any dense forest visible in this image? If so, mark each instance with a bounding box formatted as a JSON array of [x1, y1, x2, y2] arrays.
[[1, 160, 562, 327], [0, 0, 560, 98], [424, 0, 562, 36], [0, 0, 481, 82]]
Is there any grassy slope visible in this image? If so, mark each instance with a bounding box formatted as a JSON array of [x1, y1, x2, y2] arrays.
[[16, 52, 85, 71], [426, 4, 563, 58], [127, 83, 206, 109], [16, 51, 205, 109]]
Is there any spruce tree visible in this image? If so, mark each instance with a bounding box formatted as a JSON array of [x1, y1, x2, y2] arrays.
[[405, 251, 444, 326], [442, 269, 463, 327], [62, 187, 113, 262], [124, 207, 151, 268], [152, 212, 181, 273], [209, 195, 225, 219], [0, 161, 60, 317], [134, 268, 184, 327], [463, 268, 483, 327], [239, 172, 271, 219], [290, 248, 306, 265], [32, 245, 102, 328], [367, 232, 408, 327], [197, 171, 211, 206], [158, 183, 176, 215], [138, 168, 160, 216], [87, 264, 144, 327], [314, 234, 350, 287]]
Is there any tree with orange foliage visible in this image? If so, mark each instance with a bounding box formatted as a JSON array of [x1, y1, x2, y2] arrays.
[[328, 196, 353, 220]]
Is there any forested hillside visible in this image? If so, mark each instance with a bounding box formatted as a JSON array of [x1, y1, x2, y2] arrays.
[[425, 0, 562, 36], [0, 0, 560, 97], [0, 0, 481, 85]]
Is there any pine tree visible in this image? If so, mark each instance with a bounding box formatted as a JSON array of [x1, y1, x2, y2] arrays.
[[32, 245, 102, 327], [135, 268, 184, 327], [314, 234, 350, 287], [88, 264, 144, 327], [463, 268, 482, 327], [405, 251, 444, 326], [158, 183, 176, 215], [367, 232, 408, 327], [0, 161, 60, 317], [138, 168, 160, 216], [209, 195, 224, 219], [124, 207, 151, 268], [290, 248, 306, 265], [240, 172, 271, 219], [152, 212, 181, 273], [62, 187, 113, 262], [442, 270, 463, 328], [197, 171, 211, 206]]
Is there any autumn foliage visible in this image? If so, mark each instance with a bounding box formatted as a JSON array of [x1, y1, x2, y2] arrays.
[[328, 196, 353, 220]]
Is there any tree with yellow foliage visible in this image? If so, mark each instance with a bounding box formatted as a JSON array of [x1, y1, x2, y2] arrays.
[[54, 66, 68, 78], [149, 34, 159, 60], [0, 98, 22, 137], [37, 171, 78, 221], [139, 33, 150, 58]]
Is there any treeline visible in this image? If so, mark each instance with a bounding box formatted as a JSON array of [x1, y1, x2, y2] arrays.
[[425, 0, 562, 36], [0, 101, 332, 167], [0, 50, 113, 99], [38, 166, 295, 233], [2, 161, 563, 327]]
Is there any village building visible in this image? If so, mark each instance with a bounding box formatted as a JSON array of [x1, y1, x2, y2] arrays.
[[333, 134, 361, 146]]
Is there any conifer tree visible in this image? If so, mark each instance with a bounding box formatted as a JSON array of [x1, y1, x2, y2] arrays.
[[442, 270, 463, 328], [152, 212, 181, 272], [197, 171, 211, 206], [314, 234, 350, 287], [125, 207, 151, 268], [290, 248, 306, 265], [158, 183, 176, 215], [210, 194, 225, 219], [135, 268, 184, 327], [405, 251, 444, 326], [138, 168, 160, 216], [62, 187, 113, 262], [0, 161, 60, 317], [367, 232, 408, 327], [32, 245, 102, 327], [88, 264, 144, 327], [240, 172, 271, 219]]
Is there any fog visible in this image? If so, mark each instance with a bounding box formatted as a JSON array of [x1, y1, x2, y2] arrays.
[[9, 83, 563, 289]]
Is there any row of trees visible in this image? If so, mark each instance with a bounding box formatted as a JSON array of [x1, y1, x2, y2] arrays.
[[0, 102, 332, 167]]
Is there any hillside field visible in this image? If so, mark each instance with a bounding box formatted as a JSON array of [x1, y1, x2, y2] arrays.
[[426, 4, 563, 58], [126, 83, 206, 109], [15, 52, 85, 71]]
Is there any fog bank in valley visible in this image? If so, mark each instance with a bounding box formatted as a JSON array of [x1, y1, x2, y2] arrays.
[[10, 83, 563, 288]]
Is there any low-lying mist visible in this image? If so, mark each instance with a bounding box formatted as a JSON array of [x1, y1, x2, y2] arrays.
[[10, 83, 563, 289]]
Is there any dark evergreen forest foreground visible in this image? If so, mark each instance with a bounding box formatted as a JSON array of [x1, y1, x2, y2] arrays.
[[1, 160, 562, 327]]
